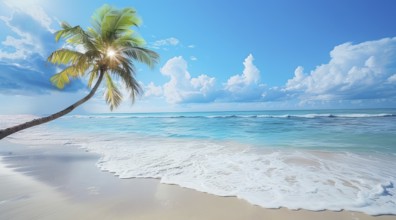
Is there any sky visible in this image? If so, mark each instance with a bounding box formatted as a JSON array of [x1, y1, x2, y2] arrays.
[[1, 0, 396, 114]]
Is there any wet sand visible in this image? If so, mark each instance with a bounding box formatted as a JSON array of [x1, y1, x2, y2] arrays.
[[0, 140, 395, 220]]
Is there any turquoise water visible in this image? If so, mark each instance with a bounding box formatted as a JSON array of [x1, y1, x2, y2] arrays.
[[54, 109, 396, 153], [3, 109, 396, 215]]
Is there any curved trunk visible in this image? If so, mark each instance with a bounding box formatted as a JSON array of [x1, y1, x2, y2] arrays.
[[0, 71, 105, 140]]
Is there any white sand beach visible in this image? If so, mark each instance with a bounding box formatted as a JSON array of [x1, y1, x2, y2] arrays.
[[0, 140, 395, 220]]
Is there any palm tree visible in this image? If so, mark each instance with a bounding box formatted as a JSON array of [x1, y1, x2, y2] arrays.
[[0, 4, 159, 140]]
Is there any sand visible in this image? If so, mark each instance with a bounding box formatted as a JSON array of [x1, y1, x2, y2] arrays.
[[0, 140, 395, 220]]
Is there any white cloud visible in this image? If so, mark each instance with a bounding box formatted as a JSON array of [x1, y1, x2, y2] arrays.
[[144, 82, 163, 97], [25, 6, 54, 32], [285, 37, 396, 101], [285, 66, 306, 91], [0, 5, 56, 60], [143, 37, 396, 108], [151, 37, 180, 49], [188, 44, 195, 48], [146, 54, 265, 104], [0, 36, 29, 59], [155, 56, 215, 103], [191, 74, 215, 93], [190, 56, 197, 61], [225, 54, 260, 93], [2, 1, 54, 32], [221, 54, 266, 101], [0, 4, 85, 96]]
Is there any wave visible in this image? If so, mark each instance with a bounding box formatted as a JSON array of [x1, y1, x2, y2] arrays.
[[262, 113, 396, 119], [68, 113, 396, 119], [7, 130, 396, 216]]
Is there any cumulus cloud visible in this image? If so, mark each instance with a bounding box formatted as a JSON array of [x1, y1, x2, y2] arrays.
[[145, 54, 264, 104], [145, 37, 396, 108], [144, 82, 163, 97], [225, 54, 260, 92], [223, 54, 265, 101], [285, 37, 396, 101], [156, 56, 216, 103], [0, 5, 85, 95], [191, 74, 216, 94], [286, 66, 305, 91]]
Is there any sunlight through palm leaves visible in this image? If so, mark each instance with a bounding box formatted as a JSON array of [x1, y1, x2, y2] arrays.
[[0, 4, 159, 140]]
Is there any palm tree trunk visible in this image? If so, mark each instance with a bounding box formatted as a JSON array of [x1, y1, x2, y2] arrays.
[[0, 71, 105, 140]]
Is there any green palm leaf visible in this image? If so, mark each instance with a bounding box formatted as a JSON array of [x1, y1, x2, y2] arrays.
[[0, 4, 160, 140], [122, 46, 159, 68], [87, 68, 99, 88], [104, 72, 123, 110], [112, 64, 142, 102], [91, 4, 113, 34], [50, 66, 78, 89], [48, 49, 83, 65], [49, 4, 159, 111]]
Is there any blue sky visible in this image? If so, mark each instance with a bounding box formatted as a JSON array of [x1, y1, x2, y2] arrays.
[[1, 0, 396, 114]]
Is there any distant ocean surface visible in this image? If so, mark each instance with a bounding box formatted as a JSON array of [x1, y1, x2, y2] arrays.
[[1, 109, 396, 215]]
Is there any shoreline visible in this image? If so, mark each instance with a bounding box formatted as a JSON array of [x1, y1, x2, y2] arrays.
[[0, 140, 395, 220]]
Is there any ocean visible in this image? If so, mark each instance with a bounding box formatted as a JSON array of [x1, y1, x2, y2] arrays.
[[1, 109, 396, 215]]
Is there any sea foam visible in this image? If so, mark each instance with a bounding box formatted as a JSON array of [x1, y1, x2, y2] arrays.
[[89, 137, 396, 215], [2, 114, 396, 215]]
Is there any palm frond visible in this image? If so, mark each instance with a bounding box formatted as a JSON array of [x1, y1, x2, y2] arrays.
[[114, 32, 145, 47], [113, 8, 140, 31], [55, 24, 95, 52], [104, 72, 123, 110], [111, 65, 142, 103], [47, 49, 83, 65], [91, 4, 113, 34], [50, 66, 79, 89], [54, 22, 72, 42], [84, 49, 101, 60], [101, 6, 141, 41], [118, 56, 135, 75], [50, 73, 69, 89], [48, 4, 159, 111], [74, 56, 90, 76], [87, 68, 99, 88], [48, 49, 90, 78], [122, 46, 159, 68]]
